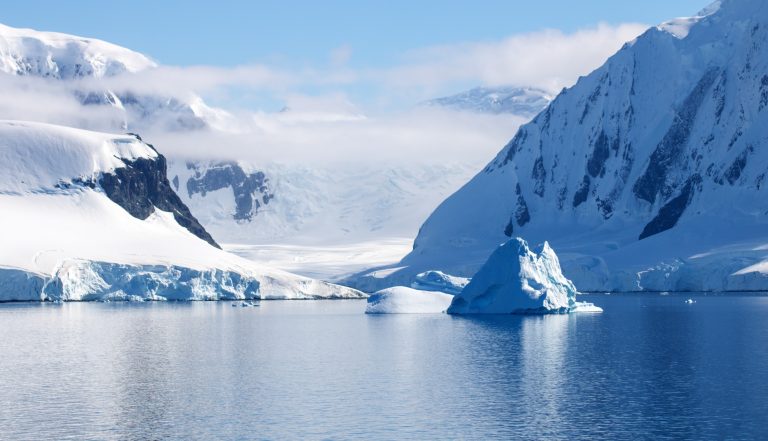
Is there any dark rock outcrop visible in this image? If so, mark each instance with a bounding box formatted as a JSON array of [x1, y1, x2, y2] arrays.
[[99, 151, 220, 248], [186, 162, 273, 222], [633, 69, 720, 204], [639, 176, 699, 240]]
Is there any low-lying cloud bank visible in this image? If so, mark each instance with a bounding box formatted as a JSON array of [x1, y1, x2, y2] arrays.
[[151, 108, 530, 165]]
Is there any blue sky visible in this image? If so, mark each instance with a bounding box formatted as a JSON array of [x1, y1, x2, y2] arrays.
[[3, 0, 710, 67]]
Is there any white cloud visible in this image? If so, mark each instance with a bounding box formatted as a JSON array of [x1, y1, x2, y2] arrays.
[[372, 22, 648, 96], [59, 22, 648, 109], [0, 22, 650, 166], [146, 106, 529, 166], [329, 44, 353, 67]]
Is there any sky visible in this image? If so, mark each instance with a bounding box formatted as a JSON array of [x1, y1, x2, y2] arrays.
[[0, 0, 714, 164], [3, 0, 709, 68]]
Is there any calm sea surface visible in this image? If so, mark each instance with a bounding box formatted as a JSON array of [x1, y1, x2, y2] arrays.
[[0, 294, 766, 440]]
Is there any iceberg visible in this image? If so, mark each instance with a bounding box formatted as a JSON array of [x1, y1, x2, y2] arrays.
[[448, 238, 601, 315], [365, 287, 454, 314]]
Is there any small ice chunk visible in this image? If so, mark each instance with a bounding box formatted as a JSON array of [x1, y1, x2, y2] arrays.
[[571, 302, 604, 313]]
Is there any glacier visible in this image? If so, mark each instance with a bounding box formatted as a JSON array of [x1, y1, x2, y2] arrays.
[[347, 0, 768, 294], [0, 121, 363, 301]]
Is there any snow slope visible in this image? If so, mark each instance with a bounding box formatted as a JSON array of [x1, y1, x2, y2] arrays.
[[0, 121, 363, 301], [347, 0, 768, 293]]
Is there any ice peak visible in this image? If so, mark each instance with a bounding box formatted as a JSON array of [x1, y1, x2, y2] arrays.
[[448, 238, 585, 314], [509, 236, 532, 256]]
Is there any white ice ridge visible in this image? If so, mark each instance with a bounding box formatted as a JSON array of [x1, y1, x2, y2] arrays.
[[658, 1, 723, 39]]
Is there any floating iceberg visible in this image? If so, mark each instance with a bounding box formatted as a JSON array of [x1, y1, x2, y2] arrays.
[[570, 302, 604, 313], [448, 238, 601, 315], [365, 286, 454, 314]]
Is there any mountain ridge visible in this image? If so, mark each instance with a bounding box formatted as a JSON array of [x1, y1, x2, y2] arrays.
[[346, 0, 768, 293]]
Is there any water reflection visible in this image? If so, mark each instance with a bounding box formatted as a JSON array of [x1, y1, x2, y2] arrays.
[[0, 297, 766, 440], [520, 315, 569, 437], [113, 306, 174, 439]]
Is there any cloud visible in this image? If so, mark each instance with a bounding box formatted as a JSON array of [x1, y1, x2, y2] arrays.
[[145, 106, 529, 166], [55, 22, 648, 109], [0, 21, 650, 167], [372, 22, 648, 96], [329, 44, 353, 67]]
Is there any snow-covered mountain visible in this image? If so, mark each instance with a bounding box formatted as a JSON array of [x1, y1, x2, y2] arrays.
[[0, 22, 535, 282], [0, 23, 222, 132], [423, 86, 552, 118], [0, 120, 362, 301], [347, 0, 768, 293], [0, 23, 155, 78]]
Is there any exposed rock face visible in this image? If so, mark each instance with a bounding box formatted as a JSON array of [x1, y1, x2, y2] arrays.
[[448, 238, 579, 315], [185, 162, 273, 222], [638, 176, 700, 240], [98, 142, 219, 248]]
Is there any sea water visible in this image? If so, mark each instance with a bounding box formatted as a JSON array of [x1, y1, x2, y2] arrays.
[[0, 294, 766, 440]]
